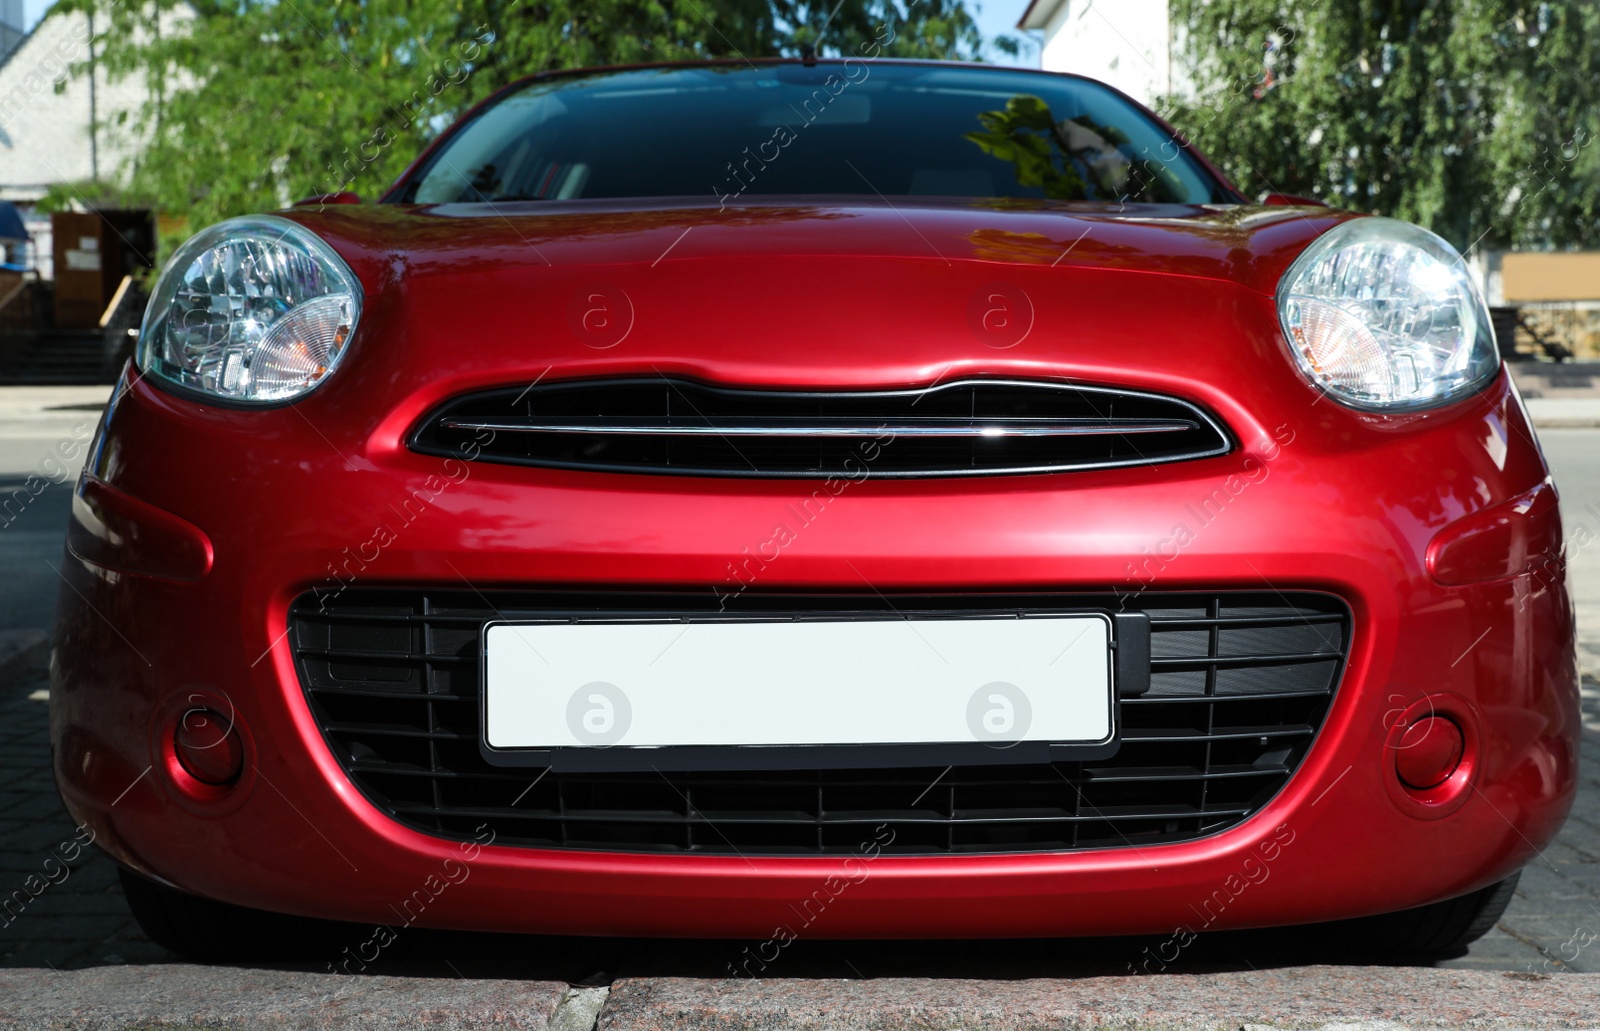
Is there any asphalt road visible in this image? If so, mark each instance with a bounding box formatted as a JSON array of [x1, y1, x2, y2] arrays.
[[0, 387, 1596, 988]]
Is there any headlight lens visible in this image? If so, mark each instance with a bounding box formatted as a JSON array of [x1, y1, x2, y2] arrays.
[[1277, 217, 1498, 410], [136, 216, 362, 403]]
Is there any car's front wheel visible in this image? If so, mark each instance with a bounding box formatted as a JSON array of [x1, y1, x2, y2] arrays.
[[118, 867, 354, 963]]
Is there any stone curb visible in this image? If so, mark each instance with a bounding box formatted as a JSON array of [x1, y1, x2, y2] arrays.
[[1527, 399, 1600, 428], [0, 965, 569, 1030], [596, 968, 1600, 1031], [1532, 418, 1600, 428], [4, 966, 1597, 1031]]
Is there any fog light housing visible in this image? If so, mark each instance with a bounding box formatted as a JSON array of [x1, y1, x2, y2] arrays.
[[1395, 715, 1464, 790], [173, 709, 244, 786]]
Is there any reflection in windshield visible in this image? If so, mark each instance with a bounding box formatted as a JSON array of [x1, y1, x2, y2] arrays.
[[397, 65, 1225, 206], [965, 95, 1167, 203]]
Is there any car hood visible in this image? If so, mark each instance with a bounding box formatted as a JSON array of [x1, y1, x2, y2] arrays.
[[275, 198, 1360, 446], [288, 197, 1351, 299]]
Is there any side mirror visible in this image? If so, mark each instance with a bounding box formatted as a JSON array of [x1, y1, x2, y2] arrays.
[[1261, 192, 1328, 207], [293, 192, 362, 207]]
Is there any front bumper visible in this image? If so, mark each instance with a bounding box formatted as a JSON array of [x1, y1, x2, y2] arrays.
[[50, 368, 1578, 939]]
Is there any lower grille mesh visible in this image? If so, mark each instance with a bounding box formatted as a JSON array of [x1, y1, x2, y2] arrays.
[[291, 590, 1347, 855]]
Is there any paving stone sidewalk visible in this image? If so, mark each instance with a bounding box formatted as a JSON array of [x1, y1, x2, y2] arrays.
[[0, 643, 165, 972]]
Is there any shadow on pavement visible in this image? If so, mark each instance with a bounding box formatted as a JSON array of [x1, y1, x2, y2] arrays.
[[282, 922, 1458, 984]]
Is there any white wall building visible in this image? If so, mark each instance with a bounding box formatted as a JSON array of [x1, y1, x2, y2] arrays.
[[0, 5, 185, 276], [1018, 0, 1179, 106], [0, 9, 151, 204]]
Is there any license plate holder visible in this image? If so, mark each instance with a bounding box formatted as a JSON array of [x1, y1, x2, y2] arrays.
[[480, 611, 1142, 771]]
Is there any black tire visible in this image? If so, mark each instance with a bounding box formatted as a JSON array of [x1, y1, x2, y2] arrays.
[[1319, 871, 1521, 956], [118, 867, 355, 963]]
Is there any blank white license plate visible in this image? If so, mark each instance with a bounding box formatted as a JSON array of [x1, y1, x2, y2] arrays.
[[482, 615, 1113, 769]]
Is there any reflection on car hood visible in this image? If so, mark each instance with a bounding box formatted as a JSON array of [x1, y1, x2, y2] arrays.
[[287, 197, 1357, 299], [271, 197, 1362, 417]]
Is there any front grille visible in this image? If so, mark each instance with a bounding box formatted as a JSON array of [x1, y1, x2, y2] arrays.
[[409, 378, 1233, 478], [292, 590, 1348, 856]]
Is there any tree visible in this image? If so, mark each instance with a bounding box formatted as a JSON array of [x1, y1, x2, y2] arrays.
[[55, 0, 986, 238], [1162, 1, 1600, 251]]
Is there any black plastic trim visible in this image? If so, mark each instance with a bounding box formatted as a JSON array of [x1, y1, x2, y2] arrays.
[[290, 588, 1348, 856]]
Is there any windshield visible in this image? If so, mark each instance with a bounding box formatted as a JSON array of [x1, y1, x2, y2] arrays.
[[395, 63, 1231, 206]]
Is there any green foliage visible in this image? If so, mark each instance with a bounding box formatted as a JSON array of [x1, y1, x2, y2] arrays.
[[966, 95, 1178, 202], [53, 0, 984, 233], [965, 95, 1091, 199], [33, 179, 152, 215], [1162, 1, 1600, 251]]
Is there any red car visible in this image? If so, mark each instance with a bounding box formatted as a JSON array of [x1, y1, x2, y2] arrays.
[[53, 59, 1576, 963]]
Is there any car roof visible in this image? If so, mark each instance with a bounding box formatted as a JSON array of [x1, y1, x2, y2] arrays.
[[499, 56, 1111, 92]]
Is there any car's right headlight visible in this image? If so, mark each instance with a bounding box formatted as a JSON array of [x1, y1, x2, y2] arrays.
[[1277, 217, 1499, 411], [136, 215, 362, 404]]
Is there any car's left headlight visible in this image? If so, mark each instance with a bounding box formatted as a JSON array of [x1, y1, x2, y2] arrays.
[[1277, 217, 1499, 411], [136, 215, 362, 403]]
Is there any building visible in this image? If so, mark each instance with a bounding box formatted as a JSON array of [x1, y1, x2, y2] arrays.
[[1483, 251, 1600, 362], [1018, 0, 1178, 105], [0, 8, 149, 203], [0, 4, 176, 277]]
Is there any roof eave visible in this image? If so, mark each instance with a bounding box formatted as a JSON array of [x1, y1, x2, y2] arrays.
[[1017, 0, 1067, 30]]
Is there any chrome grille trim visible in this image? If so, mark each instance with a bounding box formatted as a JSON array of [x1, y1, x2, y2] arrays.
[[410, 378, 1234, 478], [437, 417, 1201, 438]]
